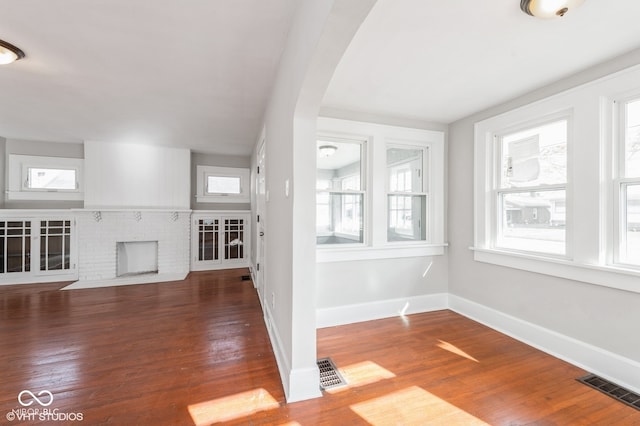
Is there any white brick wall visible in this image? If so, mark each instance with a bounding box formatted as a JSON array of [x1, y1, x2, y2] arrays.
[[76, 210, 190, 281]]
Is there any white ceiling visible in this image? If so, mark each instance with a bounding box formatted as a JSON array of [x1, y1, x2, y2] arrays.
[[0, 0, 297, 155], [2, 1, 640, 157], [322, 0, 640, 124]]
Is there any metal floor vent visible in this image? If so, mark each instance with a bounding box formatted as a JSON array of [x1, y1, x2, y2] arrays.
[[578, 374, 640, 411], [317, 357, 347, 390]]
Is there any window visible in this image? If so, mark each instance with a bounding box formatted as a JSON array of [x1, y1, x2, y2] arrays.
[[7, 155, 84, 201], [494, 119, 568, 255], [316, 140, 365, 244], [316, 139, 365, 245], [207, 176, 241, 195], [617, 98, 640, 266], [474, 65, 640, 294], [387, 146, 427, 242], [315, 117, 445, 261], [27, 168, 77, 190], [196, 166, 250, 203]]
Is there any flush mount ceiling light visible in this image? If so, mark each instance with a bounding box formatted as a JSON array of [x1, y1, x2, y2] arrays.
[[520, 0, 585, 18], [0, 39, 25, 65], [318, 144, 338, 157]]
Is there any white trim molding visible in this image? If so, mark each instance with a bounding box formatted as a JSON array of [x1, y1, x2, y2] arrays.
[[317, 243, 446, 263], [264, 303, 322, 403], [449, 294, 640, 394], [317, 293, 448, 328]]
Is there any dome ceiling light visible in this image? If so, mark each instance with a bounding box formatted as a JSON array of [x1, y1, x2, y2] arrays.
[[0, 39, 25, 65], [318, 145, 338, 157], [520, 0, 585, 18]]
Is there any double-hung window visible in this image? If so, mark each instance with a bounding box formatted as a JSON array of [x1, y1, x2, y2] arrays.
[[494, 118, 568, 256], [386, 145, 428, 242], [316, 139, 365, 245], [617, 97, 640, 266]]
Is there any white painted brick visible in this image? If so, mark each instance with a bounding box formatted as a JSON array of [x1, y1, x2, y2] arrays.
[[76, 210, 191, 281]]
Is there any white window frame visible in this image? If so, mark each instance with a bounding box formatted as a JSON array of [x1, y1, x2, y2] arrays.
[[385, 143, 429, 244], [491, 113, 571, 258], [316, 117, 445, 263], [613, 94, 640, 267], [7, 155, 84, 201], [315, 137, 367, 247], [196, 165, 250, 204], [474, 64, 640, 295]]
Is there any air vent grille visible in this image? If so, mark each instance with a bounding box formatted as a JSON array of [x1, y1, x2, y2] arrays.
[[317, 357, 347, 390], [578, 374, 640, 410]]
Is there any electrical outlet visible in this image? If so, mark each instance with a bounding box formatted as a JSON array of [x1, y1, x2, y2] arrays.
[[271, 292, 275, 309]]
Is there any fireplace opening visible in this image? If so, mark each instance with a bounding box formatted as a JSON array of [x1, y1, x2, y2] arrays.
[[116, 241, 158, 277]]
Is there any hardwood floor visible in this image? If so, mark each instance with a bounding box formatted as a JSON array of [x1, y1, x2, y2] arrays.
[[1, 269, 638, 425]]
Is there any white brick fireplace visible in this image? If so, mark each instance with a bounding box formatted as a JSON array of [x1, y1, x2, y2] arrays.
[[73, 209, 190, 284]]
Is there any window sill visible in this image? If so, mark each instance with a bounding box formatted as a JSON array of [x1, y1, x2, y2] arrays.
[[6, 190, 83, 201], [471, 247, 640, 294], [196, 195, 250, 204], [317, 243, 446, 263]]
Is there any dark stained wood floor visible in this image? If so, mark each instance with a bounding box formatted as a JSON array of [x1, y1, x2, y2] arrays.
[[1, 269, 638, 425]]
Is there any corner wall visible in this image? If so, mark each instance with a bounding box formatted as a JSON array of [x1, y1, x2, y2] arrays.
[[448, 48, 640, 390], [259, 0, 377, 403]]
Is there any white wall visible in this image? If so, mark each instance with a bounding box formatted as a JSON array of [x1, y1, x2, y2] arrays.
[[84, 141, 190, 209], [449, 48, 640, 390], [258, 0, 377, 403]]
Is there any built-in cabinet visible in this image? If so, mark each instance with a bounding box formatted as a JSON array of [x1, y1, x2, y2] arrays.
[[191, 211, 250, 271], [0, 211, 77, 284]]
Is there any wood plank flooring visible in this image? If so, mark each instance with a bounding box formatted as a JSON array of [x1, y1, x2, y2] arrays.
[[1, 269, 638, 425]]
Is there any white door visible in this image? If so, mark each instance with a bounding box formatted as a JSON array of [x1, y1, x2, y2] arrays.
[[256, 138, 267, 306]]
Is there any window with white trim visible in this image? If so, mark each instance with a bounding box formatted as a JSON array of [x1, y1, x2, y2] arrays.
[[315, 117, 445, 261], [316, 139, 365, 245], [473, 65, 640, 294], [7, 155, 84, 201], [196, 166, 250, 203], [617, 97, 640, 266], [386, 145, 428, 242], [495, 118, 568, 255]]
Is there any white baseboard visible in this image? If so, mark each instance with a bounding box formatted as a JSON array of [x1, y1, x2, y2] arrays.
[[287, 366, 322, 403], [263, 304, 291, 398], [317, 293, 448, 328], [263, 304, 322, 403], [448, 294, 640, 394]]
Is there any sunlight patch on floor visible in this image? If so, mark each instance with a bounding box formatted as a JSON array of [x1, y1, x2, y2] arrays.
[[350, 386, 489, 425], [188, 388, 279, 425], [326, 360, 396, 394], [436, 340, 479, 362]]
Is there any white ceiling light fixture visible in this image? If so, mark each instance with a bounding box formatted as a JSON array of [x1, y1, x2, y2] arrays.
[[0, 39, 25, 65], [318, 144, 338, 157], [520, 0, 585, 18]]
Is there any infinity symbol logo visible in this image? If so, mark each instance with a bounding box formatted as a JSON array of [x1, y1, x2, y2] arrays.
[[18, 390, 54, 407]]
